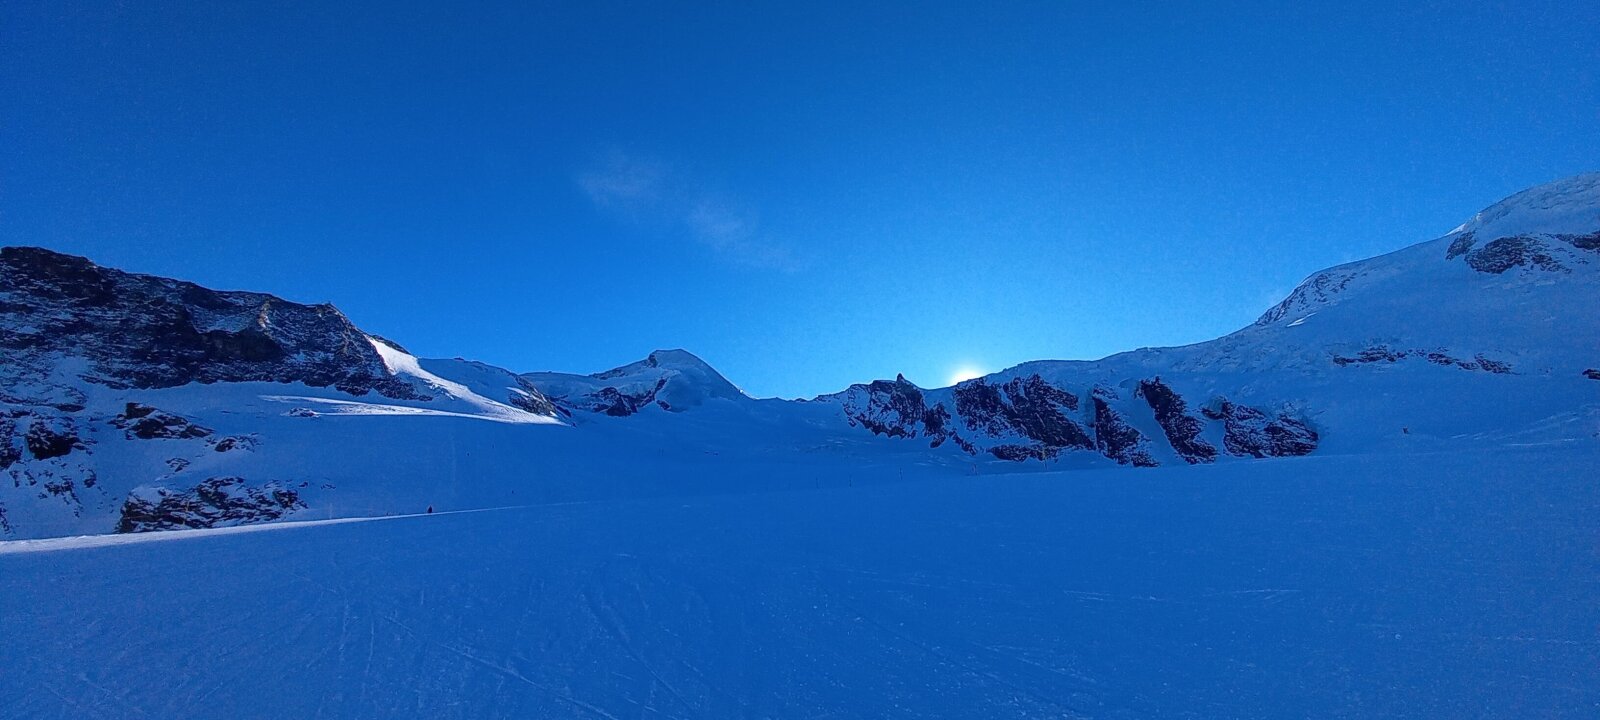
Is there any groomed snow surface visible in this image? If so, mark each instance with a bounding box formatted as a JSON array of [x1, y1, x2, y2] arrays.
[[4, 445, 1596, 719]]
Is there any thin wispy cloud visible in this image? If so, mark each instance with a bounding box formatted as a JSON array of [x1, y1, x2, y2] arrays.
[[686, 199, 803, 272], [577, 150, 668, 211], [578, 150, 805, 272]]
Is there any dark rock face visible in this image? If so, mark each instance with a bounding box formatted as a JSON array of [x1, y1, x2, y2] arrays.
[[1333, 346, 1409, 366], [1256, 269, 1362, 325], [838, 373, 1318, 466], [989, 444, 1054, 461], [584, 377, 671, 417], [838, 375, 960, 448], [1332, 346, 1514, 374], [1473, 355, 1513, 374], [1444, 231, 1476, 260], [1463, 236, 1565, 274], [115, 477, 304, 533], [1091, 389, 1157, 467], [1584, 369, 1600, 381], [25, 416, 80, 460], [1201, 400, 1318, 458], [0, 412, 22, 469], [1557, 231, 1600, 251], [210, 436, 257, 453], [843, 375, 933, 439], [953, 375, 1094, 452], [1135, 379, 1217, 464], [0, 246, 422, 399], [840, 373, 1101, 458], [1, 407, 101, 527], [506, 380, 561, 417], [110, 403, 213, 440]]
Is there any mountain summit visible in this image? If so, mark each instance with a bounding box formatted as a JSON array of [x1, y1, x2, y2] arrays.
[[523, 348, 747, 416]]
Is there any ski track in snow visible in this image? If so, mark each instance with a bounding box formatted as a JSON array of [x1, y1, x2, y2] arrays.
[[4, 447, 1599, 719], [0, 504, 560, 555]]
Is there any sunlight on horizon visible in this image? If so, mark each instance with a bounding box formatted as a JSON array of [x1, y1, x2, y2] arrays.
[[947, 366, 986, 386]]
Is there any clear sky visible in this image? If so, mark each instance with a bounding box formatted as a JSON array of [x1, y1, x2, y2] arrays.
[[4, 1, 1596, 397]]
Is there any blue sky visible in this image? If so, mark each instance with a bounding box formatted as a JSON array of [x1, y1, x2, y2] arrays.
[[4, 1, 1596, 397]]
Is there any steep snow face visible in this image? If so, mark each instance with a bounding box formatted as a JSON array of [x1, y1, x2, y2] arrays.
[[353, 342, 561, 424], [1451, 171, 1600, 238], [1236, 172, 1600, 373], [414, 357, 563, 418], [523, 349, 747, 416]]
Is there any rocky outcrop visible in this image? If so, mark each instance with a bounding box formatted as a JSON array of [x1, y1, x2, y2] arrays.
[[506, 381, 562, 417], [1461, 236, 1565, 274], [1559, 231, 1600, 250], [1201, 400, 1318, 458], [1090, 388, 1158, 467], [0, 412, 23, 470], [842, 376, 934, 437], [110, 403, 213, 440], [1444, 231, 1477, 260], [838, 374, 1319, 467], [115, 477, 304, 533], [209, 436, 257, 453], [1256, 268, 1363, 325], [25, 416, 81, 460], [577, 377, 670, 416], [1332, 346, 1514, 374], [953, 375, 1094, 453], [0, 246, 421, 399], [1134, 379, 1217, 464], [989, 444, 1055, 461], [2, 408, 101, 526]]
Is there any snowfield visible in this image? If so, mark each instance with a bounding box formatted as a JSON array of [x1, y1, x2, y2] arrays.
[[3, 174, 1600, 718], [4, 446, 1597, 719]]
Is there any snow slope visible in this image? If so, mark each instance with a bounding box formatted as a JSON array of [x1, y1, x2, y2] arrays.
[[2, 173, 1598, 540], [815, 173, 1600, 462], [4, 446, 1596, 718]]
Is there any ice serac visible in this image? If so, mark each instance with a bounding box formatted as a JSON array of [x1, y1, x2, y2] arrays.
[[522, 349, 746, 417]]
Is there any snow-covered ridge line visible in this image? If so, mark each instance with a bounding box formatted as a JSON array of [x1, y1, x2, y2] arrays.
[[2, 172, 1598, 540]]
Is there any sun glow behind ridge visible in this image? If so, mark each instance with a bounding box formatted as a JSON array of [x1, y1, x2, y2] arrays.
[[947, 366, 986, 386]]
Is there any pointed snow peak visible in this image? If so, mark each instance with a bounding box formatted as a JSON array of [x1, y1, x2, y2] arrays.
[[574, 348, 746, 407], [644, 349, 716, 370], [594, 349, 723, 381], [1452, 172, 1600, 239]]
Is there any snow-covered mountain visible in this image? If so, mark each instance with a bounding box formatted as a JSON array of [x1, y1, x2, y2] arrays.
[[524, 349, 748, 416], [2, 173, 1597, 539]]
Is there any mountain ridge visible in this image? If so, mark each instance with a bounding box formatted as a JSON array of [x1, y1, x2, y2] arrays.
[[2, 172, 1597, 539]]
